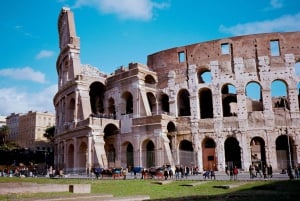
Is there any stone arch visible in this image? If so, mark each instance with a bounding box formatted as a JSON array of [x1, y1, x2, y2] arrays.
[[222, 84, 237, 117], [246, 81, 263, 112], [271, 79, 289, 110], [104, 124, 119, 167], [142, 139, 155, 168], [197, 69, 212, 84], [276, 135, 295, 169], [89, 82, 106, 114], [78, 142, 87, 170], [145, 74, 156, 84], [224, 137, 241, 168], [199, 88, 213, 118], [108, 97, 116, 118], [121, 91, 133, 114], [202, 137, 217, 171], [177, 89, 191, 116], [67, 98, 75, 122], [146, 92, 157, 114], [179, 140, 194, 166], [167, 121, 176, 151], [160, 93, 169, 113], [250, 137, 266, 167], [121, 141, 134, 169], [67, 144, 74, 169]]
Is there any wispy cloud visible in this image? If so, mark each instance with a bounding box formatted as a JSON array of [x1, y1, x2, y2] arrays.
[[270, 0, 283, 9], [0, 85, 57, 115], [14, 25, 32, 37], [36, 50, 55, 60], [219, 12, 300, 36], [72, 0, 169, 20], [0, 67, 46, 83]]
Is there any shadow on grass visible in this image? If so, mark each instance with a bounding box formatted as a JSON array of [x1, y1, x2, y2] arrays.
[[147, 180, 300, 201]]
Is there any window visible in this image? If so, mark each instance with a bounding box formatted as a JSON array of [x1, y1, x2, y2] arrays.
[[221, 43, 230, 54], [178, 51, 185, 63], [270, 40, 280, 56]]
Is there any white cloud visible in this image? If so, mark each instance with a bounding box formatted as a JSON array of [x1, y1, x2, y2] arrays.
[[219, 12, 300, 36], [0, 85, 57, 116], [270, 0, 283, 9], [36, 50, 55, 60], [72, 0, 169, 20], [0, 67, 46, 83]]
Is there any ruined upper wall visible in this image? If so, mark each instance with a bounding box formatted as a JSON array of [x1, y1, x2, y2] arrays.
[[147, 32, 300, 88]]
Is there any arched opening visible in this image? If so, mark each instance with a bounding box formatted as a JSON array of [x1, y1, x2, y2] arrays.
[[160, 93, 169, 113], [146, 92, 157, 115], [224, 137, 241, 168], [146, 140, 155, 168], [177, 89, 191, 116], [179, 140, 194, 166], [78, 142, 87, 171], [104, 124, 119, 167], [106, 144, 115, 167], [145, 74, 156, 84], [271, 80, 289, 110], [89, 82, 106, 114], [202, 138, 217, 171], [67, 144, 74, 170], [198, 69, 212, 84], [68, 98, 75, 122], [222, 84, 237, 117], [122, 92, 133, 114], [108, 98, 116, 118], [246, 82, 263, 112], [199, 88, 213, 118], [126, 143, 134, 169], [276, 135, 295, 170], [250, 137, 266, 168]]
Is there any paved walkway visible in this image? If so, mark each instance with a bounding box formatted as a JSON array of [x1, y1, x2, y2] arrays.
[[62, 171, 294, 181]]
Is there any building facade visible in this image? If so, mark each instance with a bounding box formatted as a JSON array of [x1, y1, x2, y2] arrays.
[[6, 111, 55, 151], [54, 7, 300, 173]]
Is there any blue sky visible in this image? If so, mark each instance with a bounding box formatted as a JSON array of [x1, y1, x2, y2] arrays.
[[0, 0, 299, 116]]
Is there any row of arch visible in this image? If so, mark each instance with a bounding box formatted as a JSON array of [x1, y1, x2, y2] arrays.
[[63, 123, 295, 171], [87, 78, 300, 120]]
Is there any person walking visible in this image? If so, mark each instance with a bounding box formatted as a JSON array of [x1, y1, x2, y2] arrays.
[[233, 166, 238, 180]]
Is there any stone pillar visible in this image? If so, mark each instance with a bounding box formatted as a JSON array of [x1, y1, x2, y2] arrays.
[[216, 135, 225, 171], [73, 137, 78, 171], [93, 132, 107, 168], [87, 134, 92, 172], [134, 134, 142, 167], [63, 140, 67, 169]]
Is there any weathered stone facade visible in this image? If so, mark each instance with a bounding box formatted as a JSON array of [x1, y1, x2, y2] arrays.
[[54, 7, 300, 173]]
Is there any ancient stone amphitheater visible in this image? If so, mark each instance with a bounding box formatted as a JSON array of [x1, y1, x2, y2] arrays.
[[53, 7, 300, 174]]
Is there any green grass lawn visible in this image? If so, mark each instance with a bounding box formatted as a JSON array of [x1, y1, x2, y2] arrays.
[[0, 177, 300, 201]]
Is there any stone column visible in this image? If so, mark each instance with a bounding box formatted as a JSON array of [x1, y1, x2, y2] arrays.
[[73, 137, 78, 171]]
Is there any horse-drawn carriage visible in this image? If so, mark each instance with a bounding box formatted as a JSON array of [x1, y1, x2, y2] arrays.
[[93, 167, 123, 179]]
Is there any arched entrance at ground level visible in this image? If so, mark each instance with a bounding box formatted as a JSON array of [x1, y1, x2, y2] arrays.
[[202, 138, 217, 171], [179, 140, 194, 166], [250, 137, 266, 168], [104, 124, 119, 167], [121, 142, 134, 169], [78, 142, 87, 171], [225, 137, 241, 168], [67, 144, 74, 169], [142, 140, 155, 168], [126, 143, 134, 169], [276, 135, 295, 170]]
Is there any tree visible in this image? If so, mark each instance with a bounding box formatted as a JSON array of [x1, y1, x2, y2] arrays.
[[43, 126, 55, 144], [0, 125, 9, 145]]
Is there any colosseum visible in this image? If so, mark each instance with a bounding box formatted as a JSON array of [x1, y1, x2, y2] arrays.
[[53, 7, 300, 174]]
